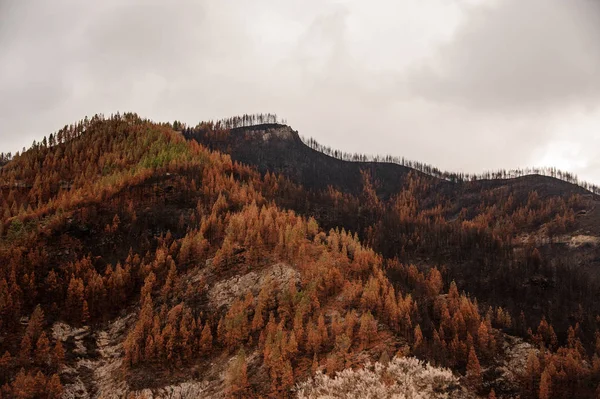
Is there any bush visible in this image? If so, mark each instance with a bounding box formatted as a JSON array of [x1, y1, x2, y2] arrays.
[[295, 356, 463, 399]]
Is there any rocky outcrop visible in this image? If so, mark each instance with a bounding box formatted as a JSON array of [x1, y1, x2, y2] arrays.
[[243, 125, 298, 143], [485, 334, 536, 397], [208, 262, 299, 309], [54, 314, 135, 399]]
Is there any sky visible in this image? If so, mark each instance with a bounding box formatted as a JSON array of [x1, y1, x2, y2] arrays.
[[1, 0, 600, 183]]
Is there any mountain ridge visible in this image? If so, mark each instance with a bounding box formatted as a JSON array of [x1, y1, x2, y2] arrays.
[[183, 121, 600, 200]]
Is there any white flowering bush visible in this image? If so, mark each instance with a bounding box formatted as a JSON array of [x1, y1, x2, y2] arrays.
[[295, 356, 463, 399]]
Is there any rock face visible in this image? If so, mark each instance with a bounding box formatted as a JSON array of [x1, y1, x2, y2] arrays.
[[243, 126, 297, 142], [568, 234, 600, 248], [52, 322, 92, 398], [88, 314, 134, 399], [55, 314, 135, 399], [485, 334, 536, 397], [208, 262, 300, 309], [135, 351, 260, 399], [138, 381, 214, 399]]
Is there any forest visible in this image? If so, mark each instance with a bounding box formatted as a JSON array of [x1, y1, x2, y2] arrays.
[[1, 113, 600, 398]]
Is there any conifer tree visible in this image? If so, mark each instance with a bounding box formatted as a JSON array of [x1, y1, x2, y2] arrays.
[[200, 321, 213, 354], [34, 332, 50, 365], [52, 340, 65, 366], [466, 347, 482, 389], [539, 368, 552, 399], [226, 347, 249, 398], [413, 324, 423, 352], [46, 374, 63, 399]]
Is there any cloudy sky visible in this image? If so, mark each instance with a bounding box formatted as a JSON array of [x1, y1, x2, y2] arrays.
[[1, 0, 599, 183]]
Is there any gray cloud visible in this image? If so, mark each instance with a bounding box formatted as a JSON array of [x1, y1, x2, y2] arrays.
[[0, 0, 599, 185], [408, 0, 600, 112]]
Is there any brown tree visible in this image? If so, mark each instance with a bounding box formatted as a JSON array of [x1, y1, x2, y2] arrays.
[[226, 347, 250, 398], [52, 340, 65, 366], [46, 374, 63, 399], [200, 321, 213, 354], [539, 368, 552, 399], [466, 347, 482, 389], [34, 332, 50, 365]]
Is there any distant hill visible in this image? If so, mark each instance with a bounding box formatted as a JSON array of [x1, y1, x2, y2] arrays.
[[185, 123, 598, 201]]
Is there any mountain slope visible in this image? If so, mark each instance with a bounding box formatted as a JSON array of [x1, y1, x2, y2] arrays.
[[185, 123, 597, 201], [186, 123, 424, 199], [0, 114, 599, 398], [187, 122, 600, 334]]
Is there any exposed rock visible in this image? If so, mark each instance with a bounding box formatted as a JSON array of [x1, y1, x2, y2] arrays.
[[139, 381, 215, 399], [262, 126, 296, 142], [244, 126, 296, 142], [52, 322, 93, 398], [490, 334, 536, 397], [208, 262, 299, 309], [52, 322, 88, 345], [55, 314, 136, 399], [90, 313, 135, 398], [61, 377, 89, 399], [568, 235, 600, 248], [134, 351, 260, 399]]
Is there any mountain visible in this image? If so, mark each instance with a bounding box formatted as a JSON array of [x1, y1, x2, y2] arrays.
[[188, 121, 600, 333], [186, 123, 597, 199], [0, 113, 599, 398]]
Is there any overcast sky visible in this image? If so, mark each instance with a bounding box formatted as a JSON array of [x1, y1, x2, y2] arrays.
[[1, 0, 599, 183]]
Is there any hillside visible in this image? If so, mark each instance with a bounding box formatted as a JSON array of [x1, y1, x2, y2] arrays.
[[185, 123, 598, 199], [188, 121, 600, 333], [0, 114, 600, 398], [185, 123, 422, 199]]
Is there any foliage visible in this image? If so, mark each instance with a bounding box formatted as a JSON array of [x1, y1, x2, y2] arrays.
[[295, 356, 461, 399]]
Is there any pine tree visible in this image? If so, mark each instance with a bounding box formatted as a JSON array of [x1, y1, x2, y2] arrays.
[[307, 322, 322, 354], [82, 300, 90, 325], [281, 359, 294, 392], [144, 335, 155, 361], [33, 371, 46, 396], [25, 305, 45, 341], [46, 374, 63, 399], [427, 268, 443, 297], [19, 334, 33, 363], [413, 324, 423, 352], [286, 331, 299, 359], [358, 312, 377, 349], [200, 321, 213, 354], [466, 347, 482, 389], [317, 314, 328, 345], [311, 353, 319, 374], [525, 349, 540, 396], [539, 368, 552, 399], [66, 277, 85, 323], [226, 347, 249, 398], [477, 321, 490, 356], [52, 340, 65, 366], [11, 368, 34, 399], [34, 332, 50, 365], [0, 351, 11, 384]]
